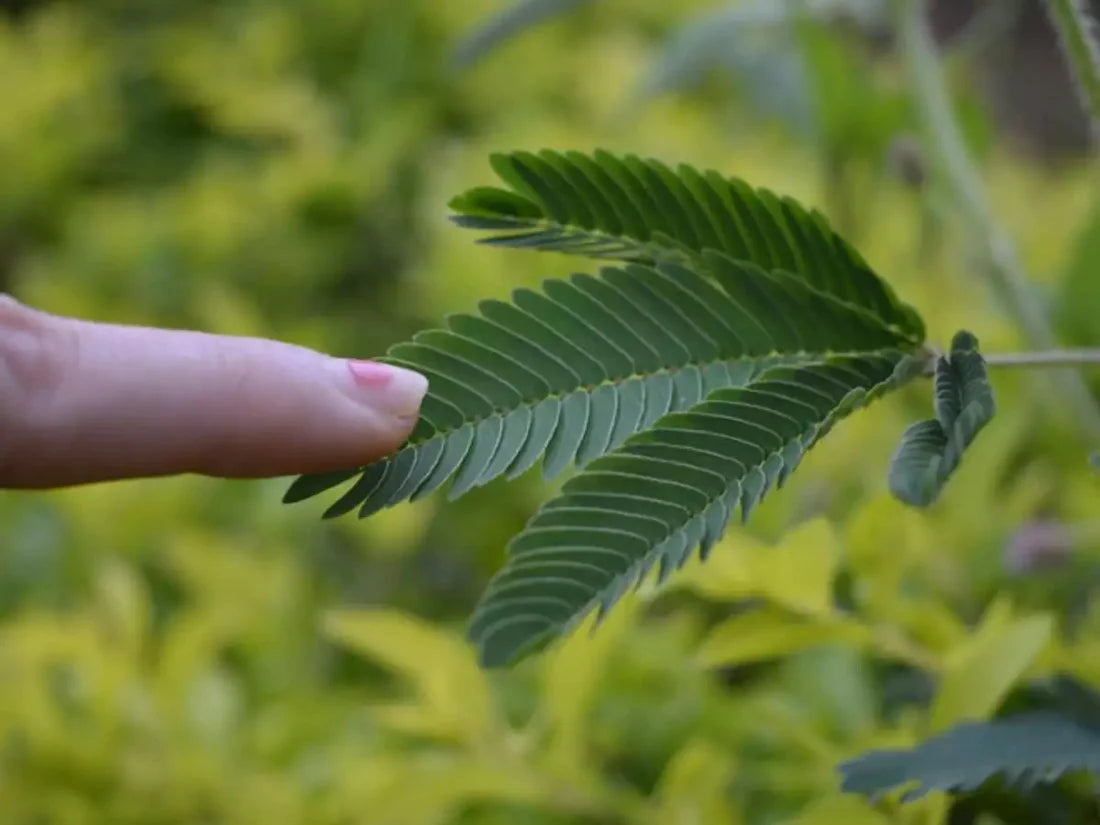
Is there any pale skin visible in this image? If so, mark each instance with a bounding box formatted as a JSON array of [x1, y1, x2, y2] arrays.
[[0, 294, 428, 489]]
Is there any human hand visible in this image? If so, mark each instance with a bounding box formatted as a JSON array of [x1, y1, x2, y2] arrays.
[[0, 295, 427, 488]]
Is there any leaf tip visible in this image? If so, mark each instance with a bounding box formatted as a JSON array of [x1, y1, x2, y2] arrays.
[[950, 329, 980, 353]]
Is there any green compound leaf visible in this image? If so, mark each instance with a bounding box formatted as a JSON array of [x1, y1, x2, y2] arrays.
[[285, 254, 917, 518], [286, 152, 934, 668], [889, 330, 995, 508], [450, 150, 925, 342], [840, 712, 1100, 801], [469, 351, 923, 666]]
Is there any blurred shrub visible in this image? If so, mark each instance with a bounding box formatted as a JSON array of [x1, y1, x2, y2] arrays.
[[1, 0, 1099, 822]]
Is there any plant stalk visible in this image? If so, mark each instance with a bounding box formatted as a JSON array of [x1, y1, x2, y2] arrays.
[[1044, 0, 1100, 133], [984, 348, 1100, 368], [894, 0, 1100, 441]]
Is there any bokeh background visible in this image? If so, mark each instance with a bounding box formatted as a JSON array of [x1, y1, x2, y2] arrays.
[[1, 1, 1099, 822]]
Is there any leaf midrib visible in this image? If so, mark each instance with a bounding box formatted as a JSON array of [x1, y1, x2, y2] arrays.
[[399, 349, 884, 450]]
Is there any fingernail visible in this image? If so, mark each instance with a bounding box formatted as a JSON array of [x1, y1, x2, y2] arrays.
[[346, 360, 428, 419]]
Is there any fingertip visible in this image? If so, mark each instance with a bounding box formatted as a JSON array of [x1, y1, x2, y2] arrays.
[[200, 353, 429, 478], [0, 313, 434, 485]]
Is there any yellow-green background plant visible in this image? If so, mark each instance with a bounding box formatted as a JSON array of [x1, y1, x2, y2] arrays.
[[1, 0, 1099, 822]]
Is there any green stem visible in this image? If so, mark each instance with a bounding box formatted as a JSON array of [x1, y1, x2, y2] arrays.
[[1044, 0, 1100, 132], [984, 349, 1100, 369], [894, 0, 1100, 441]]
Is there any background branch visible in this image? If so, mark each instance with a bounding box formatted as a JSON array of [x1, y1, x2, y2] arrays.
[[894, 0, 1100, 441], [1044, 0, 1100, 133], [984, 348, 1100, 368]]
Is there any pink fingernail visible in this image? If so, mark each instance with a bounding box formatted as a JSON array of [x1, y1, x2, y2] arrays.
[[347, 360, 428, 418], [348, 359, 396, 388]]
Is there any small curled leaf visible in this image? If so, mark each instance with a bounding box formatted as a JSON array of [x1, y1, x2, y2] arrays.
[[889, 330, 995, 507]]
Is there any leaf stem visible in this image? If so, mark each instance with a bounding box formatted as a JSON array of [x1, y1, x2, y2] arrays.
[[984, 349, 1100, 368], [894, 0, 1100, 441], [1043, 0, 1100, 133]]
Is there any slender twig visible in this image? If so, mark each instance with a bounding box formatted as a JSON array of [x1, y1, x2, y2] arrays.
[[916, 348, 1100, 376], [1044, 0, 1100, 133], [984, 349, 1100, 369], [893, 0, 1100, 441]]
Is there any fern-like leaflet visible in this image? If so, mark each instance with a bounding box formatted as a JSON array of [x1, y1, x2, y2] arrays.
[[840, 712, 1100, 801], [842, 676, 1100, 802]]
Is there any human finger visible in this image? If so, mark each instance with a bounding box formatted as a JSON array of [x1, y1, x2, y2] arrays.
[[0, 296, 427, 488]]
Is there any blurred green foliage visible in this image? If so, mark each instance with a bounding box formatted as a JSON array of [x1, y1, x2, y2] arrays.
[[1, 0, 1099, 822]]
